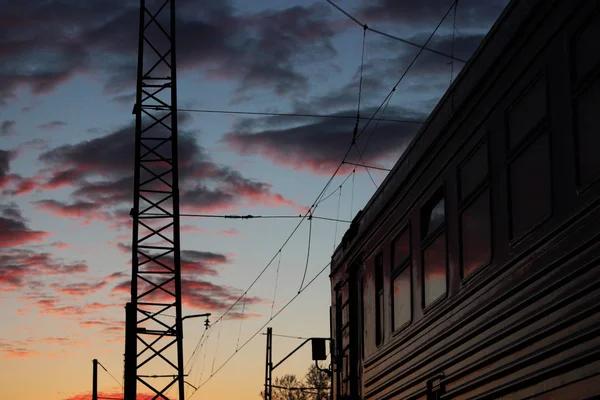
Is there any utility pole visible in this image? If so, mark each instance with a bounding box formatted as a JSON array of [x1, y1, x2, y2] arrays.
[[92, 359, 98, 400], [124, 0, 185, 399], [264, 327, 273, 400], [264, 328, 332, 400]]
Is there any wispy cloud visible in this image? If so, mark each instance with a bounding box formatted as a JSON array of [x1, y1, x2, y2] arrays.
[[37, 120, 68, 130], [0, 120, 16, 136]]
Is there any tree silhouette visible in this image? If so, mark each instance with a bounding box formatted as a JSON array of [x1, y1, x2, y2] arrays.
[[260, 364, 331, 400], [305, 364, 330, 400]]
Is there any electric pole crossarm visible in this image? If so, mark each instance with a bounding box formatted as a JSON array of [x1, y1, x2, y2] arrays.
[[272, 337, 331, 371]]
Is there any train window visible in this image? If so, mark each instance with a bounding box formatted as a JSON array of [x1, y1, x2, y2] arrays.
[[509, 132, 552, 239], [360, 279, 365, 360], [391, 227, 411, 331], [459, 140, 489, 201], [392, 266, 411, 330], [572, 12, 600, 84], [423, 233, 447, 307], [460, 188, 492, 277], [508, 76, 547, 150], [392, 228, 411, 269], [375, 253, 384, 346], [422, 191, 445, 239], [574, 76, 600, 187]]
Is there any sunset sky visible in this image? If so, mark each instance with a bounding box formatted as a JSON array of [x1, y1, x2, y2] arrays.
[[0, 0, 507, 398]]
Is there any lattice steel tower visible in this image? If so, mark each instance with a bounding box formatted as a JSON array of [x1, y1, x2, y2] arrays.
[[124, 0, 184, 398]]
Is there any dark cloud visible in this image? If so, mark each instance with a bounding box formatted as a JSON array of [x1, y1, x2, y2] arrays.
[[0, 203, 25, 222], [349, 32, 487, 110], [110, 244, 261, 316], [181, 278, 263, 314], [117, 243, 230, 276], [1, 120, 16, 136], [223, 4, 338, 98], [33, 199, 110, 222], [386, 32, 487, 76], [223, 106, 424, 175], [37, 121, 67, 130], [0, 248, 87, 291], [112, 276, 263, 313], [0, 150, 12, 188], [0, 216, 49, 248], [50, 281, 108, 296], [359, 0, 509, 30], [180, 249, 229, 273], [32, 117, 296, 220], [0, 1, 339, 104]]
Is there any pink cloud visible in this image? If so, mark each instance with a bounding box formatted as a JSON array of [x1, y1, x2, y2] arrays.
[[50, 281, 108, 296], [112, 277, 264, 314], [0, 216, 49, 248], [0, 340, 40, 360], [34, 199, 110, 222], [52, 241, 72, 250], [64, 392, 156, 400], [218, 228, 241, 236]]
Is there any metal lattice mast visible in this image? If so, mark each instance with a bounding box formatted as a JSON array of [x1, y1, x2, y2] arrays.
[[125, 0, 184, 399]]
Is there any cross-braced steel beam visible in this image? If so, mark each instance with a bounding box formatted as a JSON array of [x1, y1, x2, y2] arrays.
[[125, 0, 184, 399]]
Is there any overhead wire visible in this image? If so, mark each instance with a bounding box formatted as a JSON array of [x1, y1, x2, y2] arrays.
[[353, 146, 379, 188], [450, 0, 459, 87], [197, 137, 356, 333], [187, 2, 457, 391], [168, 213, 351, 223], [324, 0, 467, 63], [235, 293, 248, 351], [210, 322, 223, 377], [191, 328, 213, 393], [189, 261, 331, 397], [315, 169, 355, 207], [298, 211, 314, 293], [351, 91, 395, 189], [356, 25, 367, 124], [348, 0, 459, 190], [97, 361, 124, 390], [342, 161, 391, 172], [185, 327, 208, 374], [349, 26, 379, 189], [333, 185, 342, 251], [186, 327, 211, 383], [174, 107, 424, 124], [358, 90, 394, 162], [182, 163, 353, 381], [270, 250, 282, 319], [261, 333, 312, 340]]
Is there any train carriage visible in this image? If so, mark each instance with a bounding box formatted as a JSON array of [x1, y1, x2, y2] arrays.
[[330, 0, 600, 398]]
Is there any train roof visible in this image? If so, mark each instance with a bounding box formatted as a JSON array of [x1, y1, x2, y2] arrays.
[[332, 0, 524, 270]]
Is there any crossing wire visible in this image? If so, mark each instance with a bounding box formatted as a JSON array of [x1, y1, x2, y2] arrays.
[[185, 326, 209, 374], [97, 360, 124, 390], [324, 0, 467, 63], [298, 211, 314, 293], [347, 0, 459, 189], [188, 261, 331, 398], [186, 1, 457, 390], [333, 184, 342, 251], [235, 293, 247, 351], [315, 169, 355, 207], [210, 322, 223, 377], [270, 250, 282, 319], [174, 107, 424, 124]]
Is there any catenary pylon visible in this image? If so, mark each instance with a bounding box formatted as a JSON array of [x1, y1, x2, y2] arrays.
[[124, 0, 185, 398]]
